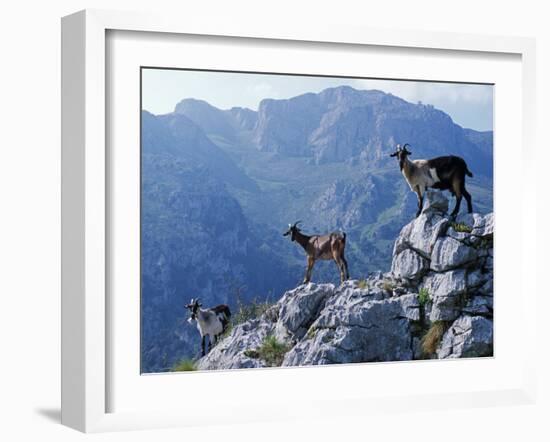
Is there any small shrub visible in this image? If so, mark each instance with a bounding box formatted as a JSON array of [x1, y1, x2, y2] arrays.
[[306, 326, 317, 339], [244, 349, 260, 359], [382, 280, 395, 293], [257, 335, 290, 367], [357, 279, 368, 289], [418, 288, 430, 306], [171, 359, 197, 372], [421, 321, 447, 356], [232, 297, 274, 327], [450, 222, 473, 233]]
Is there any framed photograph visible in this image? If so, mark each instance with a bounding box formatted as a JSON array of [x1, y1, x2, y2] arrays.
[[61, 9, 537, 433]]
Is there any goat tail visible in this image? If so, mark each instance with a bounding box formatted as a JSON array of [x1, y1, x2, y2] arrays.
[[220, 305, 231, 320], [466, 168, 473, 178], [213, 304, 231, 320], [341, 231, 347, 243]]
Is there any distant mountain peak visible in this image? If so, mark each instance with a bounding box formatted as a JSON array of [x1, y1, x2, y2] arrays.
[[160, 85, 492, 175], [174, 97, 216, 112]]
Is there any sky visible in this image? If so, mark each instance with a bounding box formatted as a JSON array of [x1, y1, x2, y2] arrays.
[[142, 68, 494, 132]]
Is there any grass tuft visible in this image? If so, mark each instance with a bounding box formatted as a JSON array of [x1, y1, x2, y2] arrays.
[[233, 297, 274, 327], [306, 326, 317, 339], [450, 222, 473, 233], [381, 280, 395, 293], [244, 349, 260, 359], [420, 321, 447, 356], [357, 279, 368, 289], [171, 359, 197, 372], [246, 335, 290, 367]]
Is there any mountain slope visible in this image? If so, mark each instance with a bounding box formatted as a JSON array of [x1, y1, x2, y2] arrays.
[[141, 86, 494, 372], [198, 192, 494, 370], [142, 110, 258, 192], [250, 86, 493, 177], [141, 112, 297, 372]]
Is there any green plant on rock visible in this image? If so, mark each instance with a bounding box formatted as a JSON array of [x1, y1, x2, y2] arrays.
[[450, 222, 473, 233], [220, 323, 233, 339], [418, 288, 430, 306], [306, 326, 317, 339], [232, 297, 274, 327], [244, 349, 260, 359], [357, 279, 368, 289], [253, 335, 290, 367], [171, 359, 197, 372]]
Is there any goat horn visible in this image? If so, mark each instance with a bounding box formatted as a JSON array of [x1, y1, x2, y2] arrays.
[[402, 143, 410, 149]]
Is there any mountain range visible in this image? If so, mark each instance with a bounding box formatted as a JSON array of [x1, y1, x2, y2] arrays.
[[141, 85, 493, 373]]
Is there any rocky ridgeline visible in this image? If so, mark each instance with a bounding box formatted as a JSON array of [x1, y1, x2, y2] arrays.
[[198, 191, 493, 370]]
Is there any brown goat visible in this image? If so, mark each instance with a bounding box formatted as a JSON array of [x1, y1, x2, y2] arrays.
[[284, 221, 349, 284]]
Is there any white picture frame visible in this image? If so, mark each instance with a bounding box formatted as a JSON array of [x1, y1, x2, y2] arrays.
[[61, 9, 537, 433]]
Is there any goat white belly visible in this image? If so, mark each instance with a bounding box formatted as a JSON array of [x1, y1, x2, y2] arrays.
[[428, 168, 440, 185]]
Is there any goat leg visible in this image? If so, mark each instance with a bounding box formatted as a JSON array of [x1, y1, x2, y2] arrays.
[[342, 256, 350, 280], [336, 256, 349, 283], [415, 186, 424, 218], [463, 187, 473, 213], [451, 179, 463, 217], [201, 335, 206, 356], [450, 195, 462, 217], [303, 256, 314, 284], [335, 258, 345, 283]]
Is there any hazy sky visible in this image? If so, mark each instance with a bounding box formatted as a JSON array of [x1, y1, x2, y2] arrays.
[[142, 68, 493, 131]]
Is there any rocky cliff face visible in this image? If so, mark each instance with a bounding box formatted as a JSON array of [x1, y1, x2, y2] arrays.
[[251, 86, 493, 174], [198, 191, 493, 370], [174, 87, 493, 176]]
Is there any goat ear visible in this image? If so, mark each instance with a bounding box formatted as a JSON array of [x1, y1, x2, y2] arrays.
[[390, 152, 398, 157]]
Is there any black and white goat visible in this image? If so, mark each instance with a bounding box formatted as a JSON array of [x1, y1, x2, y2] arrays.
[[185, 298, 231, 356], [283, 221, 349, 284], [390, 144, 474, 218]]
